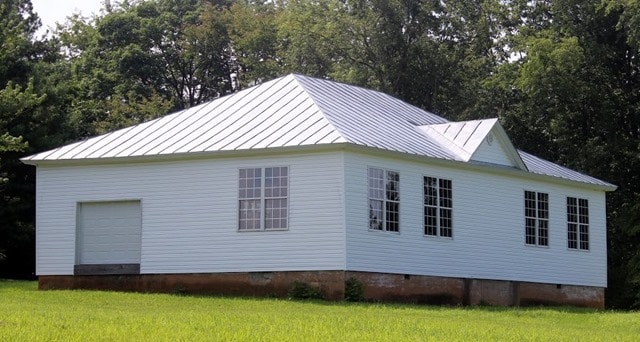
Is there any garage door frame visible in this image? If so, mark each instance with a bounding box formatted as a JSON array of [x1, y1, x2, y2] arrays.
[[74, 200, 142, 275]]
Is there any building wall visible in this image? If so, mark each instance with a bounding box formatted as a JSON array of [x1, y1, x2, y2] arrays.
[[35, 152, 347, 275], [470, 131, 514, 166], [343, 151, 608, 287], [38, 271, 605, 308]]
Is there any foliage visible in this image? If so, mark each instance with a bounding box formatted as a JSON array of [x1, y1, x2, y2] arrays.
[[0, 0, 64, 279], [344, 277, 364, 302], [287, 281, 324, 300], [478, 0, 640, 308], [57, 0, 234, 136], [1, 281, 640, 340]]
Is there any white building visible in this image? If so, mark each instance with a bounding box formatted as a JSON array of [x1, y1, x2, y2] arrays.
[[22, 74, 615, 307]]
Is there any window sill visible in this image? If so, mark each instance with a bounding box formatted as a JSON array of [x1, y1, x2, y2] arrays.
[[424, 235, 453, 240], [238, 228, 289, 232], [524, 244, 550, 249]]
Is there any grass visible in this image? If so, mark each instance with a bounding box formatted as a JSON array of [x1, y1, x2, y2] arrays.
[[1, 280, 639, 341]]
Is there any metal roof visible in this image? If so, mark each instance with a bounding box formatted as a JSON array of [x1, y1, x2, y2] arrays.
[[417, 118, 528, 171], [22, 74, 615, 190]]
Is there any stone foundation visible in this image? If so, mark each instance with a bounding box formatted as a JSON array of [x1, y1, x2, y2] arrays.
[[38, 271, 604, 308]]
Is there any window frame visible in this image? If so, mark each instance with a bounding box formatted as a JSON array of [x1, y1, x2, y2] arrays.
[[367, 167, 400, 233], [524, 190, 549, 247], [423, 176, 453, 238], [238, 166, 289, 232], [567, 196, 589, 251]]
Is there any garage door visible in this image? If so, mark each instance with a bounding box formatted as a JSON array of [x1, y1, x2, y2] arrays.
[[76, 200, 142, 268]]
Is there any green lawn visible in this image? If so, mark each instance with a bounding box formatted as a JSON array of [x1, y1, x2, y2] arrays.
[[1, 280, 638, 341]]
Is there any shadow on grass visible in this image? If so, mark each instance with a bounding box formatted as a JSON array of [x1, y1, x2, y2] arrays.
[[0, 279, 37, 291], [167, 289, 604, 314]]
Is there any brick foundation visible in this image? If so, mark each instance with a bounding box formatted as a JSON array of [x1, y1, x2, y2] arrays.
[[38, 271, 604, 308]]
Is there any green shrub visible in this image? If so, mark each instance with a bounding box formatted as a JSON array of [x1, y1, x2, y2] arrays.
[[344, 277, 364, 302], [288, 281, 323, 300]]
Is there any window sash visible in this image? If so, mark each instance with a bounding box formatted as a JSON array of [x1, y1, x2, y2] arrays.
[[424, 177, 452, 237], [238, 167, 288, 231], [525, 191, 548, 246], [567, 197, 589, 250], [368, 168, 399, 232]]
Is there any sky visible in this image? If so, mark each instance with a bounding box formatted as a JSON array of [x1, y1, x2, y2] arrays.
[[31, 0, 105, 34]]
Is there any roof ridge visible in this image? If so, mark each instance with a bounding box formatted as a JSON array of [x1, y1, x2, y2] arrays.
[[290, 74, 351, 144]]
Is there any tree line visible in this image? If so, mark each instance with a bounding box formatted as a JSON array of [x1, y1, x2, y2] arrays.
[[1, 0, 638, 308]]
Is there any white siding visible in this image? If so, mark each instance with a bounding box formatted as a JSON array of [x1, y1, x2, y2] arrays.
[[35, 152, 346, 275], [344, 152, 607, 287], [471, 133, 514, 166]]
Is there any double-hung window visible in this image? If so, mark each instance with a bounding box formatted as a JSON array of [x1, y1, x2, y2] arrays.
[[238, 167, 288, 231], [567, 197, 589, 250], [368, 168, 399, 232], [424, 177, 453, 237], [524, 190, 549, 246]]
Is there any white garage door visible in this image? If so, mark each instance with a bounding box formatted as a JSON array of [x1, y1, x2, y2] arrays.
[[76, 200, 142, 265]]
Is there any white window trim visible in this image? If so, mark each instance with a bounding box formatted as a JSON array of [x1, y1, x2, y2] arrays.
[[423, 176, 453, 239], [567, 196, 590, 251], [524, 190, 549, 247], [367, 167, 400, 233], [237, 166, 289, 232]]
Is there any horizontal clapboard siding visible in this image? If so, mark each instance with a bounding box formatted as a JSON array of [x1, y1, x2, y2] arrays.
[[344, 152, 607, 287], [35, 152, 346, 275], [471, 134, 514, 166]]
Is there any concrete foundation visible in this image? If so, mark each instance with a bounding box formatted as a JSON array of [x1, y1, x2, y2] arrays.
[[38, 271, 604, 308]]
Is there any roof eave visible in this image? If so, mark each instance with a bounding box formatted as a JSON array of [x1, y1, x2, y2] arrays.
[[20, 143, 351, 167], [343, 145, 617, 192], [22, 142, 616, 192]]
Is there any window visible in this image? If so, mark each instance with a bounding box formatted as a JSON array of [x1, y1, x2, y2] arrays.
[[368, 168, 399, 232], [525, 191, 549, 246], [238, 167, 288, 231], [424, 177, 453, 237], [567, 197, 589, 250]]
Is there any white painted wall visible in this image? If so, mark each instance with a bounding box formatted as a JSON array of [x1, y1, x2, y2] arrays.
[[35, 152, 346, 275], [35, 148, 608, 288], [471, 132, 514, 166], [344, 151, 608, 287]]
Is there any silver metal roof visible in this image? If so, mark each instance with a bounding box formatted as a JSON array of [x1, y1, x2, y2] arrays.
[[22, 74, 615, 190]]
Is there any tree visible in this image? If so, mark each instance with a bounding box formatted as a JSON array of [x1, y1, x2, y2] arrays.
[[58, 0, 234, 137], [480, 0, 640, 308], [0, 0, 65, 278]]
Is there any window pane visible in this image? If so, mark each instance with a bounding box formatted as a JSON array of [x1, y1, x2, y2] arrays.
[[537, 193, 549, 219], [525, 218, 537, 245], [239, 199, 260, 230], [567, 197, 577, 223], [579, 199, 589, 224], [265, 198, 287, 229], [440, 208, 452, 237], [369, 199, 383, 230], [386, 201, 399, 232], [579, 224, 589, 250], [239, 168, 261, 199], [568, 223, 578, 249], [439, 179, 452, 208], [424, 177, 437, 206], [385, 171, 399, 201], [538, 219, 548, 246], [424, 206, 437, 235]]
